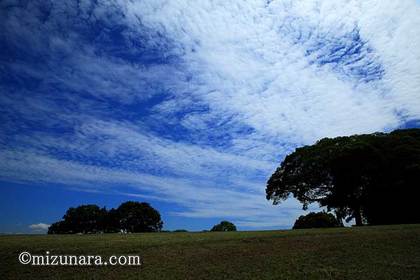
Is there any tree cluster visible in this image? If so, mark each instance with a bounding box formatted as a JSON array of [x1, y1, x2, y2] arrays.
[[48, 201, 163, 234], [210, 221, 237, 231], [266, 129, 420, 226], [293, 212, 343, 229]]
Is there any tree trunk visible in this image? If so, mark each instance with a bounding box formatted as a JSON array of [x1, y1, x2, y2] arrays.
[[354, 208, 363, 226]]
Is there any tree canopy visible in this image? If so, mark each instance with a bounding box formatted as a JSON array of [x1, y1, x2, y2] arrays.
[[210, 221, 237, 232], [48, 204, 107, 234], [118, 201, 163, 233], [48, 201, 163, 234], [266, 129, 420, 226]]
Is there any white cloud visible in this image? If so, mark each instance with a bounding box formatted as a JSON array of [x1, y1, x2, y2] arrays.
[[116, 0, 419, 143], [29, 223, 50, 231]]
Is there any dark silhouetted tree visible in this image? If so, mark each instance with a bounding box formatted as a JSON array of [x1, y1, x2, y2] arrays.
[[103, 208, 120, 233], [293, 212, 343, 229], [47, 221, 69, 234], [211, 221, 237, 231], [117, 201, 163, 233], [60, 204, 107, 233], [266, 129, 420, 226], [48, 201, 163, 234]]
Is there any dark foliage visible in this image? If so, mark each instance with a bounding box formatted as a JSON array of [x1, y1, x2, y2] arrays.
[[103, 208, 121, 233], [293, 212, 343, 229], [118, 201, 163, 233], [48, 205, 107, 234], [266, 129, 420, 226], [48, 201, 163, 234], [211, 221, 237, 231]]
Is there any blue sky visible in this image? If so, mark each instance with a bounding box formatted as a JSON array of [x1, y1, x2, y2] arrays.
[[1, 0, 420, 233]]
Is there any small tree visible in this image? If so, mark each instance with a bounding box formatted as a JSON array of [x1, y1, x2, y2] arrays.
[[211, 221, 237, 232], [293, 212, 342, 229]]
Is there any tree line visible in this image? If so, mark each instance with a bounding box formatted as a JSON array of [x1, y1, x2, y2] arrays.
[[48, 201, 163, 234], [48, 201, 238, 234]]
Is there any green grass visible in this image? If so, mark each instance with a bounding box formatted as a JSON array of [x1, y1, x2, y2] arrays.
[[1, 224, 419, 279]]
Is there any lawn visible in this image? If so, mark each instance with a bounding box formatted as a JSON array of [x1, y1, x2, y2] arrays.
[[1, 224, 419, 279]]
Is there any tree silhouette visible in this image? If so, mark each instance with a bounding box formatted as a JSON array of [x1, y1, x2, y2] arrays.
[[293, 212, 343, 229], [48, 204, 107, 234], [211, 221, 237, 231], [48, 201, 163, 234], [266, 129, 420, 226], [118, 201, 163, 233]]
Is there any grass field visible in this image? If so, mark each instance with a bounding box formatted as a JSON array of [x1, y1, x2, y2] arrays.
[[1, 224, 419, 279]]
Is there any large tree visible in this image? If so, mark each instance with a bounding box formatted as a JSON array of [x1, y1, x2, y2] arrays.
[[266, 129, 420, 226], [48, 204, 107, 234], [117, 201, 163, 233]]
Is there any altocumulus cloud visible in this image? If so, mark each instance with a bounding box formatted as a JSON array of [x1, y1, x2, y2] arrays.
[[0, 0, 419, 229]]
